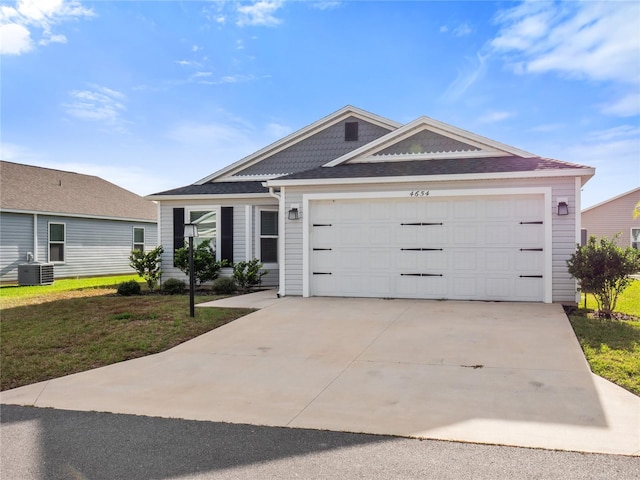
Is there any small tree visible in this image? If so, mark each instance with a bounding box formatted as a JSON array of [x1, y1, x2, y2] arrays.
[[174, 239, 227, 285], [233, 259, 268, 293], [129, 246, 163, 292], [567, 235, 640, 318]]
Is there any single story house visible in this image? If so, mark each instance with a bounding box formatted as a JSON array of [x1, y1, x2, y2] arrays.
[[1, 161, 158, 283], [581, 186, 640, 249], [147, 106, 595, 304]]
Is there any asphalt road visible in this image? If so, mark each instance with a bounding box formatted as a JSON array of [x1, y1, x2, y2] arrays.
[[1, 405, 638, 480]]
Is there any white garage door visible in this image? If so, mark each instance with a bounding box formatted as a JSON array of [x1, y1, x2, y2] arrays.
[[309, 194, 546, 302]]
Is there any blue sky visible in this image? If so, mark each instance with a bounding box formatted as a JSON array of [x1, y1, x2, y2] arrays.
[[1, 0, 639, 208]]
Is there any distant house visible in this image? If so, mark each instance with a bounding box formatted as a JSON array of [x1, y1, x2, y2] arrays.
[[0, 161, 158, 283], [148, 105, 595, 304], [581, 187, 640, 249]]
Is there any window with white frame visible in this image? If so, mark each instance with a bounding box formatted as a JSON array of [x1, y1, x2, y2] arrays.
[[188, 208, 219, 258], [632, 228, 640, 250], [259, 209, 278, 263], [133, 227, 145, 252], [49, 223, 65, 262]]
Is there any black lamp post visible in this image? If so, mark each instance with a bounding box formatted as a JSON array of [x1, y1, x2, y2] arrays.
[[184, 223, 199, 317]]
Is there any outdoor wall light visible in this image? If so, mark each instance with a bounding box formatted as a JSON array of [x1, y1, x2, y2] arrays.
[[557, 199, 569, 216], [288, 204, 300, 220]]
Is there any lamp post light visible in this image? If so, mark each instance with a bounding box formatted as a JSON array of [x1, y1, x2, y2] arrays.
[[184, 223, 199, 317]]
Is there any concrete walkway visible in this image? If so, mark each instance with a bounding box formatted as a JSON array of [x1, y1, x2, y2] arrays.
[[2, 293, 639, 456]]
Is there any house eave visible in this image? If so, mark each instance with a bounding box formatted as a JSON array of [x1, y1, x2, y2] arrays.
[[267, 168, 596, 188], [145, 193, 274, 201], [1, 208, 157, 223]]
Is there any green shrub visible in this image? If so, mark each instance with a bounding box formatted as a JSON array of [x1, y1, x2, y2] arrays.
[[233, 259, 267, 293], [162, 278, 186, 295], [567, 235, 640, 318], [117, 280, 141, 296], [129, 246, 164, 292], [212, 277, 237, 295], [174, 239, 228, 285]]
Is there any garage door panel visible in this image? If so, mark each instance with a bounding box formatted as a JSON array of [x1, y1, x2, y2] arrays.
[[310, 195, 546, 302]]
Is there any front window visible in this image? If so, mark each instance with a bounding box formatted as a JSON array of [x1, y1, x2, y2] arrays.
[[49, 223, 65, 262], [260, 210, 278, 263], [189, 209, 218, 257], [632, 228, 640, 250], [133, 227, 145, 252]]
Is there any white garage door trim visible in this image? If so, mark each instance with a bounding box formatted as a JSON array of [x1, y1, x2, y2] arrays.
[[302, 187, 552, 302]]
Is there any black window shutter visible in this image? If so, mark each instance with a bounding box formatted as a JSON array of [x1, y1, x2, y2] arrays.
[[221, 206, 234, 263], [173, 208, 185, 266]]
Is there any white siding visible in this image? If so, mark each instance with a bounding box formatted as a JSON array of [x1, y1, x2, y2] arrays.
[[283, 176, 580, 303]]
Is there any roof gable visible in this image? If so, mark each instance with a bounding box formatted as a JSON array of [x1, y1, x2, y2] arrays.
[[195, 106, 401, 184], [582, 186, 640, 213], [324, 116, 536, 167], [0, 161, 157, 221]]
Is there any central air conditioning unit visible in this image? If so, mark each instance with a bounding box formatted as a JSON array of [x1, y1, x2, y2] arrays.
[[18, 262, 55, 286]]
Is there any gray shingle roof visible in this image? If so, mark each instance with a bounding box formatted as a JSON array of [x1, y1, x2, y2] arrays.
[[150, 181, 269, 196], [0, 161, 157, 221], [277, 156, 592, 181]]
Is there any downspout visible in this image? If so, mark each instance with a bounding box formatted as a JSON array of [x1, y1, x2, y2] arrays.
[[267, 185, 284, 297]]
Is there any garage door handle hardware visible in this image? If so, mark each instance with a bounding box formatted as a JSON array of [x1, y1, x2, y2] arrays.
[[401, 273, 443, 277], [313, 272, 332, 275], [520, 221, 543, 224], [520, 248, 543, 251], [401, 222, 443, 226], [520, 275, 543, 278], [313, 223, 332, 227], [401, 248, 443, 251], [313, 248, 332, 251]]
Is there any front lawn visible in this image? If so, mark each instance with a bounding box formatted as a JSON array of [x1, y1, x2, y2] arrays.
[[568, 278, 640, 396], [0, 281, 252, 391]]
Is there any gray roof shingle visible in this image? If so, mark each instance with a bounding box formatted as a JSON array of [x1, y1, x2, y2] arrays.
[[276, 156, 592, 181], [150, 181, 269, 196], [1, 161, 157, 221]]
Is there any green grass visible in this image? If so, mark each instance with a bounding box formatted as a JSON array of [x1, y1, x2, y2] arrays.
[[569, 278, 640, 396], [0, 277, 251, 391], [577, 278, 640, 317]]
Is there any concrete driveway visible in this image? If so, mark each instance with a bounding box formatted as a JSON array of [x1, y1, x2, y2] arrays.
[[2, 293, 639, 456]]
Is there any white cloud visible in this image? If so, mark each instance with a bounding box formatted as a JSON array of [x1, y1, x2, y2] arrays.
[[529, 123, 566, 133], [599, 91, 640, 118], [63, 85, 127, 131], [311, 1, 342, 11], [491, 1, 640, 117], [0, 0, 93, 55], [236, 0, 284, 27], [0, 22, 31, 54], [452, 23, 472, 37], [440, 22, 473, 37], [479, 111, 514, 123], [442, 52, 488, 101]]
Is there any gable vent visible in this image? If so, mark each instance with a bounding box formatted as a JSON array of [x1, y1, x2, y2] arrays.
[[345, 121, 359, 141]]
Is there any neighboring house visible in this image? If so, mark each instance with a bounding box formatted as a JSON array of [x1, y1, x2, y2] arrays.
[[147, 106, 595, 304], [581, 187, 640, 249], [0, 161, 158, 283]]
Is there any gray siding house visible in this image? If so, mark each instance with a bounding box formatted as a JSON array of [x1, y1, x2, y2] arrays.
[[147, 106, 595, 304], [581, 187, 640, 249], [1, 161, 158, 283]]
